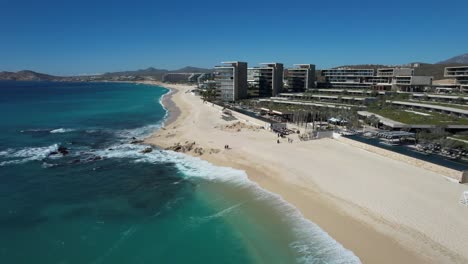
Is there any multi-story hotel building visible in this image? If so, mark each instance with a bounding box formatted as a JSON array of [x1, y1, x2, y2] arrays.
[[444, 66, 468, 93], [248, 63, 284, 97], [320, 67, 431, 92], [372, 68, 415, 91], [321, 68, 374, 89], [392, 76, 433, 92], [377, 68, 414, 77], [214, 61, 248, 101], [286, 64, 315, 92]]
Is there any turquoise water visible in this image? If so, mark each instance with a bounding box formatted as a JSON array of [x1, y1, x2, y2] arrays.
[[0, 81, 360, 263]]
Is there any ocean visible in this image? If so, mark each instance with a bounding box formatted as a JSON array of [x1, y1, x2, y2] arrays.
[[0, 81, 360, 264]]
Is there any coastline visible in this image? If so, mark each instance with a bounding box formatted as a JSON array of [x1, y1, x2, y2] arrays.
[[143, 82, 468, 263]]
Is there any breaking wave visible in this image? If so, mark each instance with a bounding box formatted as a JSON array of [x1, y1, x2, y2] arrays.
[[50, 128, 75, 134], [0, 144, 60, 166], [92, 143, 361, 264]]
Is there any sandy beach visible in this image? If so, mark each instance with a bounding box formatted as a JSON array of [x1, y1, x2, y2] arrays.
[[144, 82, 468, 263]]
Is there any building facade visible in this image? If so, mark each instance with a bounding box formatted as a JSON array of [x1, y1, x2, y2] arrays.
[[286, 64, 315, 92], [214, 61, 248, 101], [320, 67, 431, 92], [392, 76, 433, 92], [248, 63, 284, 97], [320, 68, 375, 89], [444, 66, 468, 93]]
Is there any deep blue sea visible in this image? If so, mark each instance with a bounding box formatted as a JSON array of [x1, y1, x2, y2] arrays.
[[0, 81, 360, 264]]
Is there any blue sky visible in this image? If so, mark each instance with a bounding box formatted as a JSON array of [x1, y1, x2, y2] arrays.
[[1, 0, 467, 75]]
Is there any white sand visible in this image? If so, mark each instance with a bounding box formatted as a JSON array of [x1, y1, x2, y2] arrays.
[[144, 82, 468, 263]]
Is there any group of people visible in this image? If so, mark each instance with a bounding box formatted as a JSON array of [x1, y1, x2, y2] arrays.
[[276, 138, 294, 144], [224, 145, 230, 149]]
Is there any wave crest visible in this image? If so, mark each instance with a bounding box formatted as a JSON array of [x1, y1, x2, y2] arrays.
[[0, 144, 59, 166], [50, 128, 75, 134], [92, 143, 361, 263]]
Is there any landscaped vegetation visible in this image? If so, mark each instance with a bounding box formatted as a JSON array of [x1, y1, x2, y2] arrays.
[[403, 100, 468, 111], [367, 106, 468, 125]]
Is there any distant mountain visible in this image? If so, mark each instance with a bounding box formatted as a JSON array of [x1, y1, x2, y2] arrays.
[[0, 66, 214, 82], [173, 66, 213, 73], [99, 67, 169, 80], [0, 70, 63, 81], [437, 53, 468, 64]]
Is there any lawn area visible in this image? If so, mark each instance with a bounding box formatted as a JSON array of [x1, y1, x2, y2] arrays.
[[453, 134, 468, 141], [404, 100, 468, 111], [368, 107, 468, 125]]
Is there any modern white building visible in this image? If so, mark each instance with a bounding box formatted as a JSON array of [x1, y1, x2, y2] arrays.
[[392, 76, 433, 92], [214, 61, 248, 101], [444, 66, 468, 93], [321, 68, 375, 89], [320, 67, 431, 92], [286, 64, 315, 92], [377, 68, 414, 77], [248, 63, 284, 97]]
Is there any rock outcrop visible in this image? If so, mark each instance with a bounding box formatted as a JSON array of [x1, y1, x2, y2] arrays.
[[165, 141, 219, 156]]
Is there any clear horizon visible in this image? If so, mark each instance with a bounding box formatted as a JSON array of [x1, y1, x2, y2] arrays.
[[2, 0, 467, 76]]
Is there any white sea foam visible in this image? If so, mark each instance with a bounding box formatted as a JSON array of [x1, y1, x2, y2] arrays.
[[92, 143, 361, 263], [20, 128, 50, 133], [0, 150, 12, 157], [117, 123, 164, 140], [0, 144, 59, 166], [50, 128, 75, 134], [168, 152, 361, 263]]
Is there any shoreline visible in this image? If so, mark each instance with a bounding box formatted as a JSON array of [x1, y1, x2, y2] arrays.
[[143, 82, 468, 263]]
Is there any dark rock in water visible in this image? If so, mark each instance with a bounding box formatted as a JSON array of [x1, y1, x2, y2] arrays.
[[132, 137, 137, 140], [141, 147, 153, 153], [58, 146, 69, 155], [49, 151, 59, 156], [131, 140, 144, 144], [92, 156, 103, 161], [108, 148, 114, 151]]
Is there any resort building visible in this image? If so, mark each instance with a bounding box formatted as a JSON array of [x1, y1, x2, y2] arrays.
[[286, 64, 315, 92], [431, 79, 462, 94], [198, 80, 217, 90], [320, 68, 375, 90], [392, 76, 432, 92], [247, 68, 258, 87], [377, 67, 414, 77], [197, 73, 214, 87], [319, 67, 431, 92], [214, 61, 248, 102], [444, 66, 468, 93], [248, 63, 284, 97], [188, 73, 202, 83]]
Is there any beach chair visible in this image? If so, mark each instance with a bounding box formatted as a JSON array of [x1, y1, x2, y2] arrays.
[[461, 191, 468, 207]]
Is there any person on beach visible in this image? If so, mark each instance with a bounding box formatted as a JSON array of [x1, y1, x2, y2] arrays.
[[277, 139, 280, 144]]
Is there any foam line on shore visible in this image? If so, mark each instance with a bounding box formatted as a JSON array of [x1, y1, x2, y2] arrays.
[[93, 143, 361, 263]]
